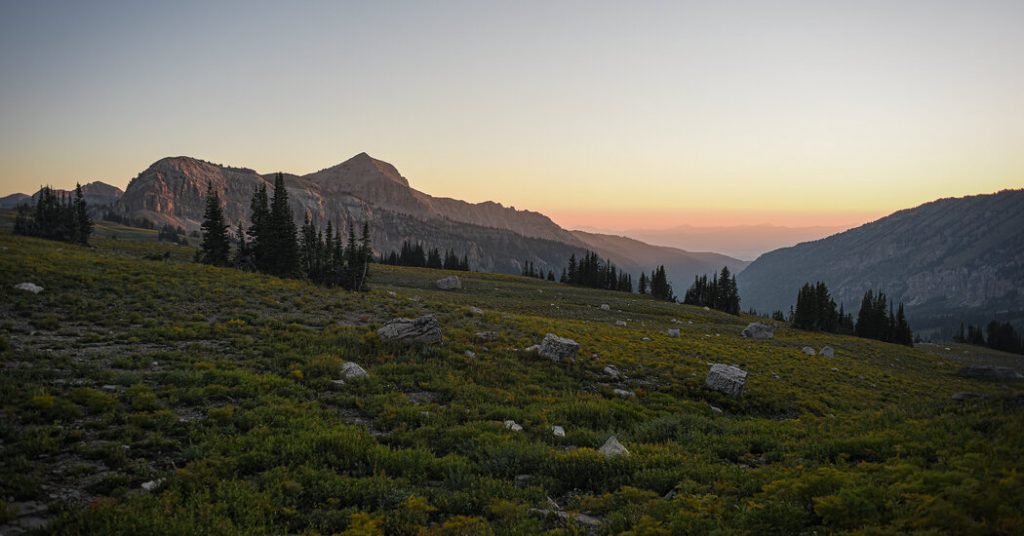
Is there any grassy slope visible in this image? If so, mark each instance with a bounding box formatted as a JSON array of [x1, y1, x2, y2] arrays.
[[0, 222, 1022, 535]]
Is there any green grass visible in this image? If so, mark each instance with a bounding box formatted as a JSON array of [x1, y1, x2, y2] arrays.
[[0, 221, 1022, 535]]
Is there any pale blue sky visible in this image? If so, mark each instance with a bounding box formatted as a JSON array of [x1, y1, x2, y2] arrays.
[[1, 1, 1022, 228]]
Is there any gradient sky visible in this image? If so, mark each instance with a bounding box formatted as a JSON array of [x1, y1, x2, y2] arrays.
[[1, 0, 1021, 230]]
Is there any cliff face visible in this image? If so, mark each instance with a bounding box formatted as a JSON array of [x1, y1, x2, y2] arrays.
[[737, 190, 1024, 335]]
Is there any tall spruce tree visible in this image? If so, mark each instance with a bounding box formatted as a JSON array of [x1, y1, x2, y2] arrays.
[[268, 172, 299, 277], [197, 183, 230, 266]]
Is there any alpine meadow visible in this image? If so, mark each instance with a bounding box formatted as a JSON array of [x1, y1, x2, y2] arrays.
[[2, 2, 1023, 535]]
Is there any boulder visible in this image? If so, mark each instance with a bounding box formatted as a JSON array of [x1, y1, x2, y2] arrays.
[[552, 425, 566, 437], [14, 282, 43, 294], [741, 322, 774, 340], [377, 316, 443, 345], [615, 320, 627, 327], [705, 364, 748, 397], [435, 275, 462, 290], [504, 420, 523, 432], [475, 331, 499, 342], [538, 333, 579, 362], [598, 436, 629, 457], [801, 346, 816, 356], [464, 350, 476, 358], [667, 328, 680, 338], [956, 366, 1023, 381], [468, 306, 484, 315], [613, 388, 635, 398], [819, 346, 835, 358], [524, 344, 540, 353], [603, 364, 622, 379], [340, 362, 368, 380], [600, 304, 610, 311]]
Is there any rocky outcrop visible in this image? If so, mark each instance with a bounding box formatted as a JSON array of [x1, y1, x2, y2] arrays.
[[435, 275, 462, 290], [741, 322, 774, 340], [377, 316, 443, 345], [705, 364, 748, 397], [538, 333, 579, 362]]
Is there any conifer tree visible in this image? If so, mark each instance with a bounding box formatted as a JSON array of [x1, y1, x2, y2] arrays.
[[197, 183, 230, 266], [268, 172, 300, 277]]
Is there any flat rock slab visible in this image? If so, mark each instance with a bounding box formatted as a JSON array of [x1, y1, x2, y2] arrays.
[[378, 315, 443, 345], [435, 275, 462, 290]]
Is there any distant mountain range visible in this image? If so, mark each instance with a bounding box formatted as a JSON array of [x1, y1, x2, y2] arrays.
[[4, 153, 746, 289], [606, 223, 852, 261], [737, 189, 1024, 337], [0, 182, 123, 212]]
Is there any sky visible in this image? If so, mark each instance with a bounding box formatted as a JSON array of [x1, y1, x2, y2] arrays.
[[1, 0, 1022, 231]]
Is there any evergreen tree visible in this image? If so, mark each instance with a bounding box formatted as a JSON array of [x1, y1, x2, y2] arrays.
[[233, 220, 249, 267], [268, 173, 300, 277], [248, 183, 271, 271], [73, 183, 92, 245], [197, 183, 230, 266]]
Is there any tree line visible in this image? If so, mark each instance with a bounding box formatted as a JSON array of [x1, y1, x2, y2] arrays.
[[639, 265, 674, 302], [682, 266, 740, 314], [381, 241, 470, 271], [786, 282, 913, 346], [196, 173, 371, 291], [560, 251, 633, 293], [13, 185, 93, 245], [955, 320, 1024, 355]]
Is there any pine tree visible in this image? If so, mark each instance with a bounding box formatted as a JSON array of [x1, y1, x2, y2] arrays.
[[197, 183, 230, 266], [268, 173, 300, 277], [248, 183, 270, 271], [73, 183, 93, 245], [233, 220, 249, 267]]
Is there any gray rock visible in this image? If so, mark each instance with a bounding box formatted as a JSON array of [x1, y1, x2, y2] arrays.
[[377, 315, 443, 345], [801, 346, 816, 356], [524, 344, 540, 353], [956, 366, 1023, 380], [14, 282, 43, 294], [435, 275, 462, 290], [600, 304, 610, 311], [641, 337, 651, 342], [709, 405, 723, 413], [819, 346, 835, 357], [952, 391, 988, 401], [603, 364, 622, 379], [538, 333, 579, 362], [464, 350, 476, 358], [141, 478, 165, 492], [705, 364, 748, 397], [340, 362, 368, 379], [475, 331, 499, 342], [667, 328, 680, 338], [741, 322, 774, 340], [552, 425, 566, 437], [468, 306, 484, 315], [612, 388, 635, 398], [615, 320, 627, 327], [329, 379, 347, 390], [598, 436, 630, 457], [515, 474, 532, 488], [504, 420, 523, 432]]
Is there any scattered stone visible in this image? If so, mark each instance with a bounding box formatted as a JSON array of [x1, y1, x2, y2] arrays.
[[709, 405, 723, 413], [705, 364, 748, 397], [524, 344, 540, 353], [101, 384, 119, 391], [671, 318, 682, 324], [377, 315, 443, 345], [612, 388, 635, 398], [615, 320, 627, 327], [515, 474, 532, 488], [14, 282, 43, 294], [956, 366, 1023, 380], [603, 364, 622, 379], [538, 333, 579, 362], [340, 362, 368, 380], [598, 436, 630, 457], [329, 379, 346, 390], [703, 306, 710, 311], [504, 420, 523, 432], [952, 392, 988, 401], [600, 304, 610, 311], [687, 320, 693, 325], [464, 350, 476, 358], [528, 509, 603, 529], [552, 425, 566, 437], [475, 331, 499, 342], [667, 328, 680, 337], [819, 346, 835, 358], [141, 478, 165, 492], [801, 346, 816, 356], [435, 275, 462, 290], [664, 490, 677, 500], [641, 337, 651, 342], [468, 306, 484, 315], [386, 290, 398, 297], [741, 322, 774, 340]]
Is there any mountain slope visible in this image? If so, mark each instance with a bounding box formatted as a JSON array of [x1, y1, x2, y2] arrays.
[[571, 230, 749, 294], [0, 181, 123, 211], [109, 153, 743, 283], [737, 189, 1024, 335]]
